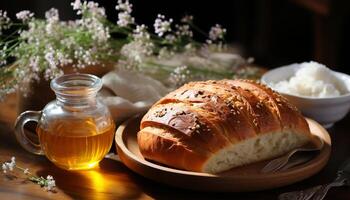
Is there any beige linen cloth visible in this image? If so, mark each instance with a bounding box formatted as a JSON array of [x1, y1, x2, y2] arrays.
[[99, 70, 170, 123]]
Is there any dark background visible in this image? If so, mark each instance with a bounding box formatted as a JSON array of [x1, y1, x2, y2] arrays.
[[1, 0, 350, 73]]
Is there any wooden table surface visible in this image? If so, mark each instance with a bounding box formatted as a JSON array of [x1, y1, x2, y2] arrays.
[[0, 94, 350, 200]]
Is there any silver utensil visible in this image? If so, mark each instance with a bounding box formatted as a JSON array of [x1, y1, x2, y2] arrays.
[[279, 185, 323, 200], [261, 137, 324, 173], [278, 158, 350, 200], [279, 152, 317, 171]]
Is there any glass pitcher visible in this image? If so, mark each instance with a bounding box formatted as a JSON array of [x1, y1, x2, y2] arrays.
[[15, 74, 115, 170]]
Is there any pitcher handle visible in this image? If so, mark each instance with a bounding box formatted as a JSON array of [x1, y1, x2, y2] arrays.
[[14, 111, 44, 155]]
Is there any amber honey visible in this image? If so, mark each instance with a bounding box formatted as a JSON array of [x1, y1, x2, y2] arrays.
[[37, 118, 115, 170]]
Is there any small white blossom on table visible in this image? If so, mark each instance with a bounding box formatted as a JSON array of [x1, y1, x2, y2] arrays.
[[1, 156, 56, 192]]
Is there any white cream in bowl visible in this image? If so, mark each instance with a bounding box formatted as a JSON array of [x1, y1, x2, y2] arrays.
[[270, 61, 348, 98], [261, 61, 350, 128]]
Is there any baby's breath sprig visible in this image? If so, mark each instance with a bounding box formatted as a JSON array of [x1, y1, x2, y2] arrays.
[[1, 156, 56, 191], [29, 175, 56, 191], [0, 0, 256, 99]]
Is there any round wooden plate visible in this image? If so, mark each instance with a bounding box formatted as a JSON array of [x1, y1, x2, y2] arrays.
[[115, 115, 331, 192]]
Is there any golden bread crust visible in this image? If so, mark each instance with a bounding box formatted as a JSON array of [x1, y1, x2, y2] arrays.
[[137, 79, 313, 172]]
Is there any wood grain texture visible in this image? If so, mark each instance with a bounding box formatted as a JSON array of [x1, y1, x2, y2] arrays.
[[0, 93, 350, 199]]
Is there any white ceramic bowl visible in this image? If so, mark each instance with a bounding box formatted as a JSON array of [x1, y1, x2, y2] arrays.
[[261, 64, 350, 128]]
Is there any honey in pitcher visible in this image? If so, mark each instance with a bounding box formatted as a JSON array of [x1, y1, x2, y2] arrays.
[[37, 118, 115, 170]]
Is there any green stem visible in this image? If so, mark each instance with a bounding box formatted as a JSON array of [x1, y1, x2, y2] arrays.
[[15, 165, 47, 187], [188, 23, 208, 38], [1, 30, 20, 42], [15, 165, 32, 175], [144, 60, 233, 77]]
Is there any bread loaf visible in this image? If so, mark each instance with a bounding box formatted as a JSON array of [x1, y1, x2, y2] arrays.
[[137, 79, 316, 173]]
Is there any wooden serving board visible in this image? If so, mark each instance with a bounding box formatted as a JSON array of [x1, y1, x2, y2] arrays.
[[115, 116, 331, 192]]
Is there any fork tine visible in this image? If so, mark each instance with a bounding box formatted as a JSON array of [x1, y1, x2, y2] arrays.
[[261, 157, 287, 173], [280, 153, 315, 171], [261, 142, 323, 174], [271, 162, 288, 173]]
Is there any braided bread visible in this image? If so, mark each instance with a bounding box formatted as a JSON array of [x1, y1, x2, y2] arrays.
[[137, 79, 315, 173]]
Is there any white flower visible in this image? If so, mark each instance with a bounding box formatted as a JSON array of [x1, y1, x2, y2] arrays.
[[169, 65, 191, 87], [8, 157, 16, 171], [115, 0, 133, 13], [117, 12, 134, 27], [121, 24, 154, 68], [205, 39, 212, 44], [133, 24, 150, 40], [23, 168, 29, 175], [71, 0, 82, 10], [78, 16, 110, 43], [44, 51, 57, 69], [56, 51, 73, 66], [121, 41, 151, 61], [175, 24, 193, 38], [120, 40, 154, 69], [181, 15, 193, 23], [45, 23, 55, 35], [45, 8, 59, 23], [1, 156, 56, 192], [72, 0, 105, 16], [16, 10, 34, 22], [45, 175, 56, 191], [116, 0, 134, 27], [134, 24, 147, 34], [29, 56, 40, 72], [0, 10, 9, 23], [72, 43, 104, 69], [208, 24, 226, 42], [2, 156, 16, 173], [2, 163, 7, 173], [0, 45, 8, 66], [43, 49, 65, 80], [165, 34, 176, 43], [86, 1, 105, 17], [44, 8, 59, 35], [0, 10, 10, 34], [93, 21, 110, 42], [154, 14, 173, 37]]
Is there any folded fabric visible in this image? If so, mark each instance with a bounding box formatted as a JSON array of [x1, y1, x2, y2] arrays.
[[99, 69, 170, 123]]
